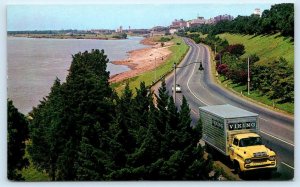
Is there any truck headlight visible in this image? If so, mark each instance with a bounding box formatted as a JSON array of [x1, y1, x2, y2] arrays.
[[245, 158, 252, 164], [269, 156, 276, 161]]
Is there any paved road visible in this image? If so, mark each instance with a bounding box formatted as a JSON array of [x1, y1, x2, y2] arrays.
[[152, 38, 294, 180]]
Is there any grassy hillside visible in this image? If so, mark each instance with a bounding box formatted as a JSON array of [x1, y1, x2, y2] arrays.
[[215, 33, 294, 114], [218, 33, 294, 65]]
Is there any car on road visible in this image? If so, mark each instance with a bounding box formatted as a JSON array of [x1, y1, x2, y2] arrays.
[[172, 84, 181, 93]]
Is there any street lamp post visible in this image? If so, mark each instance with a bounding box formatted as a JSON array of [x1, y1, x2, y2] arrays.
[[173, 63, 177, 102], [247, 57, 250, 95]]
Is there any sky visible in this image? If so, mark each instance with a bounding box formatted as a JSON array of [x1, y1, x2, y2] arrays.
[[7, 4, 273, 31]]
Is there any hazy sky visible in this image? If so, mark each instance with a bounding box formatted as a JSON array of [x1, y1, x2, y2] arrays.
[[7, 4, 273, 31]]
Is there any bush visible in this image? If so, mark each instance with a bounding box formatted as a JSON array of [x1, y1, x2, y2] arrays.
[[159, 37, 171, 42], [225, 44, 245, 57], [217, 64, 229, 75]]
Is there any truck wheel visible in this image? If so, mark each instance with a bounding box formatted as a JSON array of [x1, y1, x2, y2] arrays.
[[205, 144, 211, 153], [234, 161, 243, 178], [205, 144, 216, 160]]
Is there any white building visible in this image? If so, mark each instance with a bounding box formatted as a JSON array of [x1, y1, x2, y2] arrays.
[[253, 8, 261, 16], [169, 28, 178, 35]]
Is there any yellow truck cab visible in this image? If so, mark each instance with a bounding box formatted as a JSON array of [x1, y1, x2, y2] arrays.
[[199, 104, 277, 177], [229, 133, 277, 174]]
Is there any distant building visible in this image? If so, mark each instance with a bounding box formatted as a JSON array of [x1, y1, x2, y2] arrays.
[[188, 16, 206, 27], [169, 28, 178, 35], [152, 26, 168, 32], [168, 14, 233, 30], [253, 8, 261, 16], [116, 26, 123, 33], [91, 29, 113, 34], [214, 14, 234, 23], [205, 18, 215, 25], [171, 19, 187, 28]]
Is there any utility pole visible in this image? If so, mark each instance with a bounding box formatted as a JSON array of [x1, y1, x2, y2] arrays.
[[155, 57, 157, 81], [214, 43, 216, 55], [248, 57, 250, 95], [173, 63, 176, 102]]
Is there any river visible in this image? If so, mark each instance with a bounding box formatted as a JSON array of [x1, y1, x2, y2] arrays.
[[7, 36, 146, 114]]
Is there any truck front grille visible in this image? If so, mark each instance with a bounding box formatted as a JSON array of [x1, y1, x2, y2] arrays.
[[253, 152, 267, 157], [252, 158, 268, 163]]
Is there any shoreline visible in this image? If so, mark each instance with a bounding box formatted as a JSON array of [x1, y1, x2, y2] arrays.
[[109, 37, 173, 83], [8, 34, 127, 40]]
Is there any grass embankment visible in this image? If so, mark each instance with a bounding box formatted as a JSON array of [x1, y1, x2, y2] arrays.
[[112, 36, 189, 94], [218, 33, 294, 65], [216, 33, 294, 114]]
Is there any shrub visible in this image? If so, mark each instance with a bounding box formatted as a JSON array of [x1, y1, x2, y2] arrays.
[[225, 44, 245, 57], [217, 64, 229, 75]]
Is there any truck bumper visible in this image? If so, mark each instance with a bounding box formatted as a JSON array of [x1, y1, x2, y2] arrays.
[[242, 161, 277, 172]]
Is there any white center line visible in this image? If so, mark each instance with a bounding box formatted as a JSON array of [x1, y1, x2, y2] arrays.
[[259, 117, 269, 122], [281, 162, 294, 170], [186, 44, 209, 106], [191, 109, 198, 115], [260, 130, 294, 147]]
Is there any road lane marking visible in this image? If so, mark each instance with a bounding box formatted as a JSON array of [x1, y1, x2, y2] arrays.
[[260, 130, 294, 147], [281, 162, 294, 170], [191, 109, 198, 115], [186, 44, 209, 106], [259, 117, 269, 122]]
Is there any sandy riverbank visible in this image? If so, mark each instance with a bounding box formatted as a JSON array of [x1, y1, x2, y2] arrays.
[[109, 37, 173, 83]]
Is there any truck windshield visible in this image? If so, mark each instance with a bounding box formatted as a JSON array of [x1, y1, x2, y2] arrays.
[[239, 137, 262, 147]]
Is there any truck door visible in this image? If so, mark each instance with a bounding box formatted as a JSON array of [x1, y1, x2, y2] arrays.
[[229, 137, 239, 160]]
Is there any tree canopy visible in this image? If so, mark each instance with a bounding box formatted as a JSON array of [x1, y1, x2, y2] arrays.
[[8, 100, 29, 180], [27, 49, 213, 180], [185, 3, 294, 38]]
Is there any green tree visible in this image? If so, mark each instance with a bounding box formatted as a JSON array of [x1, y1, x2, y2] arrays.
[[59, 49, 115, 180], [7, 100, 29, 180], [29, 49, 115, 180], [251, 58, 294, 103], [28, 78, 64, 181], [156, 80, 169, 134], [132, 82, 152, 146], [76, 123, 113, 180], [128, 100, 162, 170], [269, 58, 294, 102], [109, 82, 136, 170]]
